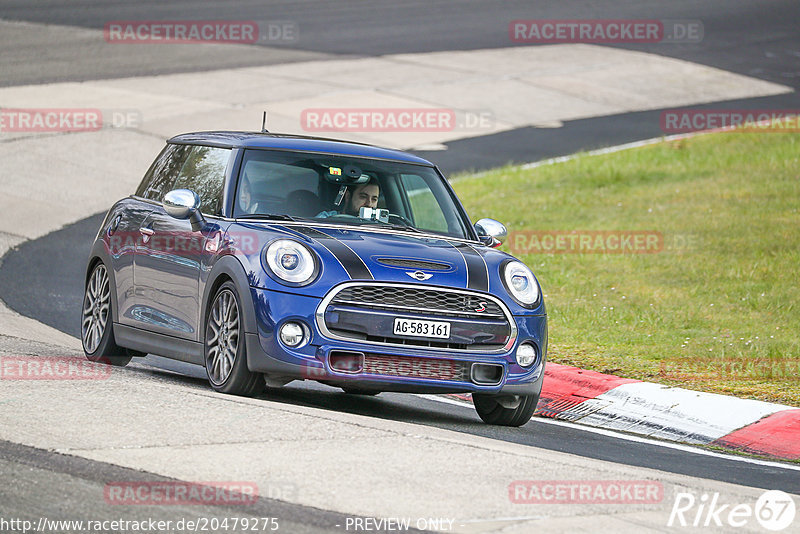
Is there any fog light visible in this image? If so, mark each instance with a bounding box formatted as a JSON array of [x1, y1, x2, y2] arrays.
[[516, 343, 537, 367], [279, 322, 306, 347]]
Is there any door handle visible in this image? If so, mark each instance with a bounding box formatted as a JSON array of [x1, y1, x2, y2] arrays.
[[140, 226, 154, 243]]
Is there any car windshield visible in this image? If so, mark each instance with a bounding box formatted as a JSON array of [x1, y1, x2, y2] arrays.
[[233, 148, 472, 239]]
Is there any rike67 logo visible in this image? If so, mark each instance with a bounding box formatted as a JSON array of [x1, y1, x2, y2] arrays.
[[668, 490, 796, 531]]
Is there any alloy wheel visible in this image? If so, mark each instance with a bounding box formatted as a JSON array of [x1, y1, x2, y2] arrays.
[[206, 289, 240, 385], [82, 263, 110, 354]]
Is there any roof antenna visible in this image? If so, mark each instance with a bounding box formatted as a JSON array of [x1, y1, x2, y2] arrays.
[[261, 111, 269, 133]]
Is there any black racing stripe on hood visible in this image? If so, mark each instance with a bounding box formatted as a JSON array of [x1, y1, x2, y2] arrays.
[[291, 226, 374, 280], [452, 242, 489, 291]]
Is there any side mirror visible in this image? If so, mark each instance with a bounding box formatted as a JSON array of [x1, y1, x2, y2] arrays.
[[475, 218, 507, 248], [163, 189, 205, 231]]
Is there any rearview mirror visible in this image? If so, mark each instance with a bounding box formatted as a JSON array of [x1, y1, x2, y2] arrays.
[[475, 218, 507, 248], [323, 164, 371, 185], [163, 189, 205, 231]]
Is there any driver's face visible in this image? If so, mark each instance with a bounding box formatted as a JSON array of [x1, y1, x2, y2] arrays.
[[346, 184, 379, 215], [239, 181, 252, 210]]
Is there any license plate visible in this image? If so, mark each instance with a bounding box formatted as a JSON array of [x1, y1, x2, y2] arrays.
[[393, 318, 450, 339]]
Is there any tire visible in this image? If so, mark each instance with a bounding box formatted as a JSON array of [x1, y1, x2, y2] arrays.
[[204, 281, 264, 397], [472, 393, 538, 427], [82, 262, 132, 367]]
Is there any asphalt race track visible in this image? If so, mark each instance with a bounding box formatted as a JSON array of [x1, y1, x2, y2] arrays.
[[0, 439, 380, 534], [1, 0, 798, 85], [1, 0, 798, 174], [1, 1, 799, 531]]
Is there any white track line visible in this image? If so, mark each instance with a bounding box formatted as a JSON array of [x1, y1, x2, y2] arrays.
[[521, 133, 697, 169], [414, 394, 800, 472], [453, 117, 797, 182], [450, 132, 704, 183]]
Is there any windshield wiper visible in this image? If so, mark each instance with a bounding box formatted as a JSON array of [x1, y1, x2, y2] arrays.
[[236, 213, 297, 221], [380, 223, 423, 233]]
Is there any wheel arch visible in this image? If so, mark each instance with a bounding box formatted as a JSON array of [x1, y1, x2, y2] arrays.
[[201, 255, 258, 338], [86, 240, 120, 331]]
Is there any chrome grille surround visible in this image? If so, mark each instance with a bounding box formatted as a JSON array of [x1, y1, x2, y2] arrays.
[[316, 281, 517, 353]]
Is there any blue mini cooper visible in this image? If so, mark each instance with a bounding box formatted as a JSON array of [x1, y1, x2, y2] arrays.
[[82, 131, 547, 426]]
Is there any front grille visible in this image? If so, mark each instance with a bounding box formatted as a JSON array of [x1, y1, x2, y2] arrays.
[[318, 283, 514, 353], [332, 285, 505, 318], [376, 258, 451, 271], [362, 353, 470, 382]]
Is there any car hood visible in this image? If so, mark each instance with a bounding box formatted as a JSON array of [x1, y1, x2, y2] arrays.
[[273, 224, 503, 293], [232, 221, 543, 314]]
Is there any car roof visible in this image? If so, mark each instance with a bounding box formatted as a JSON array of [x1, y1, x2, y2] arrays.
[[167, 131, 434, 166]]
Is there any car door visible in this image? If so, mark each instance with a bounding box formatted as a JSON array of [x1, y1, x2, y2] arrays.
[[134, 144, 231, 341], [114, 143, 191, 329]]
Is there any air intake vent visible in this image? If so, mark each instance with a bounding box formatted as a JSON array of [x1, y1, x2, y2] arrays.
[[376, 258, 451, 271], [363, 353, 471, 382]]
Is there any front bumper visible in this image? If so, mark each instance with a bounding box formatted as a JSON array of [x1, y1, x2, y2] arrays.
[[245, 286, 547, 396]]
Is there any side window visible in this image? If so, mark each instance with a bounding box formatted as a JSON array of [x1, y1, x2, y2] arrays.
[[172, 146, 231, 216], [400, 174, 449, 234], [135, 144, 191, 201], [236, 159, 319, 216]]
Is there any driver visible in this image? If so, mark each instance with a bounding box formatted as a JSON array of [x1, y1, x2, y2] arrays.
[[317, 177, 380, 218], [238, 173, 257, 214]]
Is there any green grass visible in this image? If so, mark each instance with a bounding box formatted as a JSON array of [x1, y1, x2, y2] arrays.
[[451, 132, 800, 406]]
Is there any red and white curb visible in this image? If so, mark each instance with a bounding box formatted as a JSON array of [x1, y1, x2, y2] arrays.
[[538, 364, 800, 460], [448, 363, 800, 461]]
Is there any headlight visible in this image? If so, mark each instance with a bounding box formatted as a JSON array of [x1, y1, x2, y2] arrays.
[[502, 260, 540, 307], [264, 239, 318, 286]]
